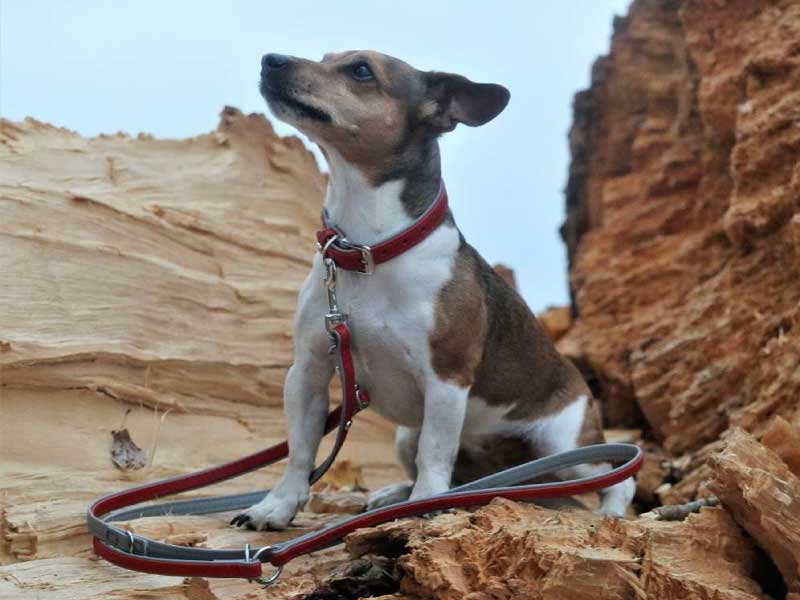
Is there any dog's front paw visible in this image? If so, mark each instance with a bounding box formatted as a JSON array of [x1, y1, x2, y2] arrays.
[[367, 482, 413, 510], [230, 489, 307, 531]]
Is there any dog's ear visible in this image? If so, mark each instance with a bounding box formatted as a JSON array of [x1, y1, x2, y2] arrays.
[[421, 72, 510, 132]]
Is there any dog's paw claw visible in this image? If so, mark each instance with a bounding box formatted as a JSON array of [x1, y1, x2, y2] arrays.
[[230, 492, 304, 531], [230, 513, 251, 527]]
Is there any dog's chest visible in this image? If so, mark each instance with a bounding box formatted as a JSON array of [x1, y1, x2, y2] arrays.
[[333, 227, 459, 426]]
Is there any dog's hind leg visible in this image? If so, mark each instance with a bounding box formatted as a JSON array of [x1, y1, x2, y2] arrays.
[[367, 426, 419, 509], [532, 394, 635, 518]]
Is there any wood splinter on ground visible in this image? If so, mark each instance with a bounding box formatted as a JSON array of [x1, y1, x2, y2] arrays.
[[640, 495, 719, 521]]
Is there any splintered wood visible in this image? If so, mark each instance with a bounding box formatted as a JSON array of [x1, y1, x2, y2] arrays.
[[345, 499, 769, 600], [708, 429, 800, 594], [0, 110, 402, 599]]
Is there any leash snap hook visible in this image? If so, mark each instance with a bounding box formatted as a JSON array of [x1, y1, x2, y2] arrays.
[[323, 256, 349, 334]]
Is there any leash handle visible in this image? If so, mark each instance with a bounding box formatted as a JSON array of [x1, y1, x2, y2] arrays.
[[88, 438, 642, 580]]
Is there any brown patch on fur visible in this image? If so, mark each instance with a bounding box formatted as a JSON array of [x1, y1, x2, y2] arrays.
[[429, 248, 487, 387], [577, 395, 606, 446], [431, 244, 591, 422]]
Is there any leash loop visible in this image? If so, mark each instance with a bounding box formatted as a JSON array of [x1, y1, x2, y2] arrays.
[[336, 238, 375, 275]]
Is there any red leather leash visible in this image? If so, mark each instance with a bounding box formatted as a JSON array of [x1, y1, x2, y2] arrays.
[[89, 181, 644, 585]]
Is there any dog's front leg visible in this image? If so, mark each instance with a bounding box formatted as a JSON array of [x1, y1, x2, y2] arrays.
[[232, 353, 333, 530], [408, 378, 469, 500]]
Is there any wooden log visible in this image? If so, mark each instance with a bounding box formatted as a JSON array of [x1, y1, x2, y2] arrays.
[[708, 428, 800, 594], [345, 498, 769, 600]]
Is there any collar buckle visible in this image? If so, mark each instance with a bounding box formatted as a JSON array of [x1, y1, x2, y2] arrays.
[[357, 245, 374, 275], [337, 238, 374, 275]]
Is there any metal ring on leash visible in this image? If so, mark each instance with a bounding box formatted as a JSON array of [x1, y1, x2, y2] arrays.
[[319, 233, 340, 258], [250, 545, 275, 563], [246, 545, 282, 587], [250, 565, 283, 587]]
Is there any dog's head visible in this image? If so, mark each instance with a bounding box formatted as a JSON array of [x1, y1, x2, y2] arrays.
[[259, 50, 509, 181]]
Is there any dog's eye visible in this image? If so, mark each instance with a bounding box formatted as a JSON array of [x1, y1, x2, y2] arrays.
[[351, 62, 374, 81]]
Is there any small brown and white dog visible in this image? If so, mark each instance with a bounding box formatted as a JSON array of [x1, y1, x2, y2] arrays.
[[232, 50, 634, 530]]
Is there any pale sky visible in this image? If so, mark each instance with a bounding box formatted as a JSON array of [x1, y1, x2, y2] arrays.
[[0, 0, 630, 312]]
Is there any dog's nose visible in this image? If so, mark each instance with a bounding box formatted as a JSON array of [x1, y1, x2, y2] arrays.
[[262, 53, 289, 71]]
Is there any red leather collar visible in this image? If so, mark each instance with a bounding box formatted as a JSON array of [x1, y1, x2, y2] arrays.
[[316, 181, 449, 274]]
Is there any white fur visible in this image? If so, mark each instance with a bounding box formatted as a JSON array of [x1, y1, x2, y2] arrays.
[[235, 146, 632, 529], [532, 395, 635, 517], [323, 147, 415, 242], [529, 395, 589, 454], [237, 147, 465, 529]]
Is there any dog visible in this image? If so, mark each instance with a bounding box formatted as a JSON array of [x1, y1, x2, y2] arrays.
[[231, 50, 635, 530]]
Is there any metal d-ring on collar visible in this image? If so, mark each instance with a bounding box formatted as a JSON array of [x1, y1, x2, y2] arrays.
[[318, 224, 375, 276]]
